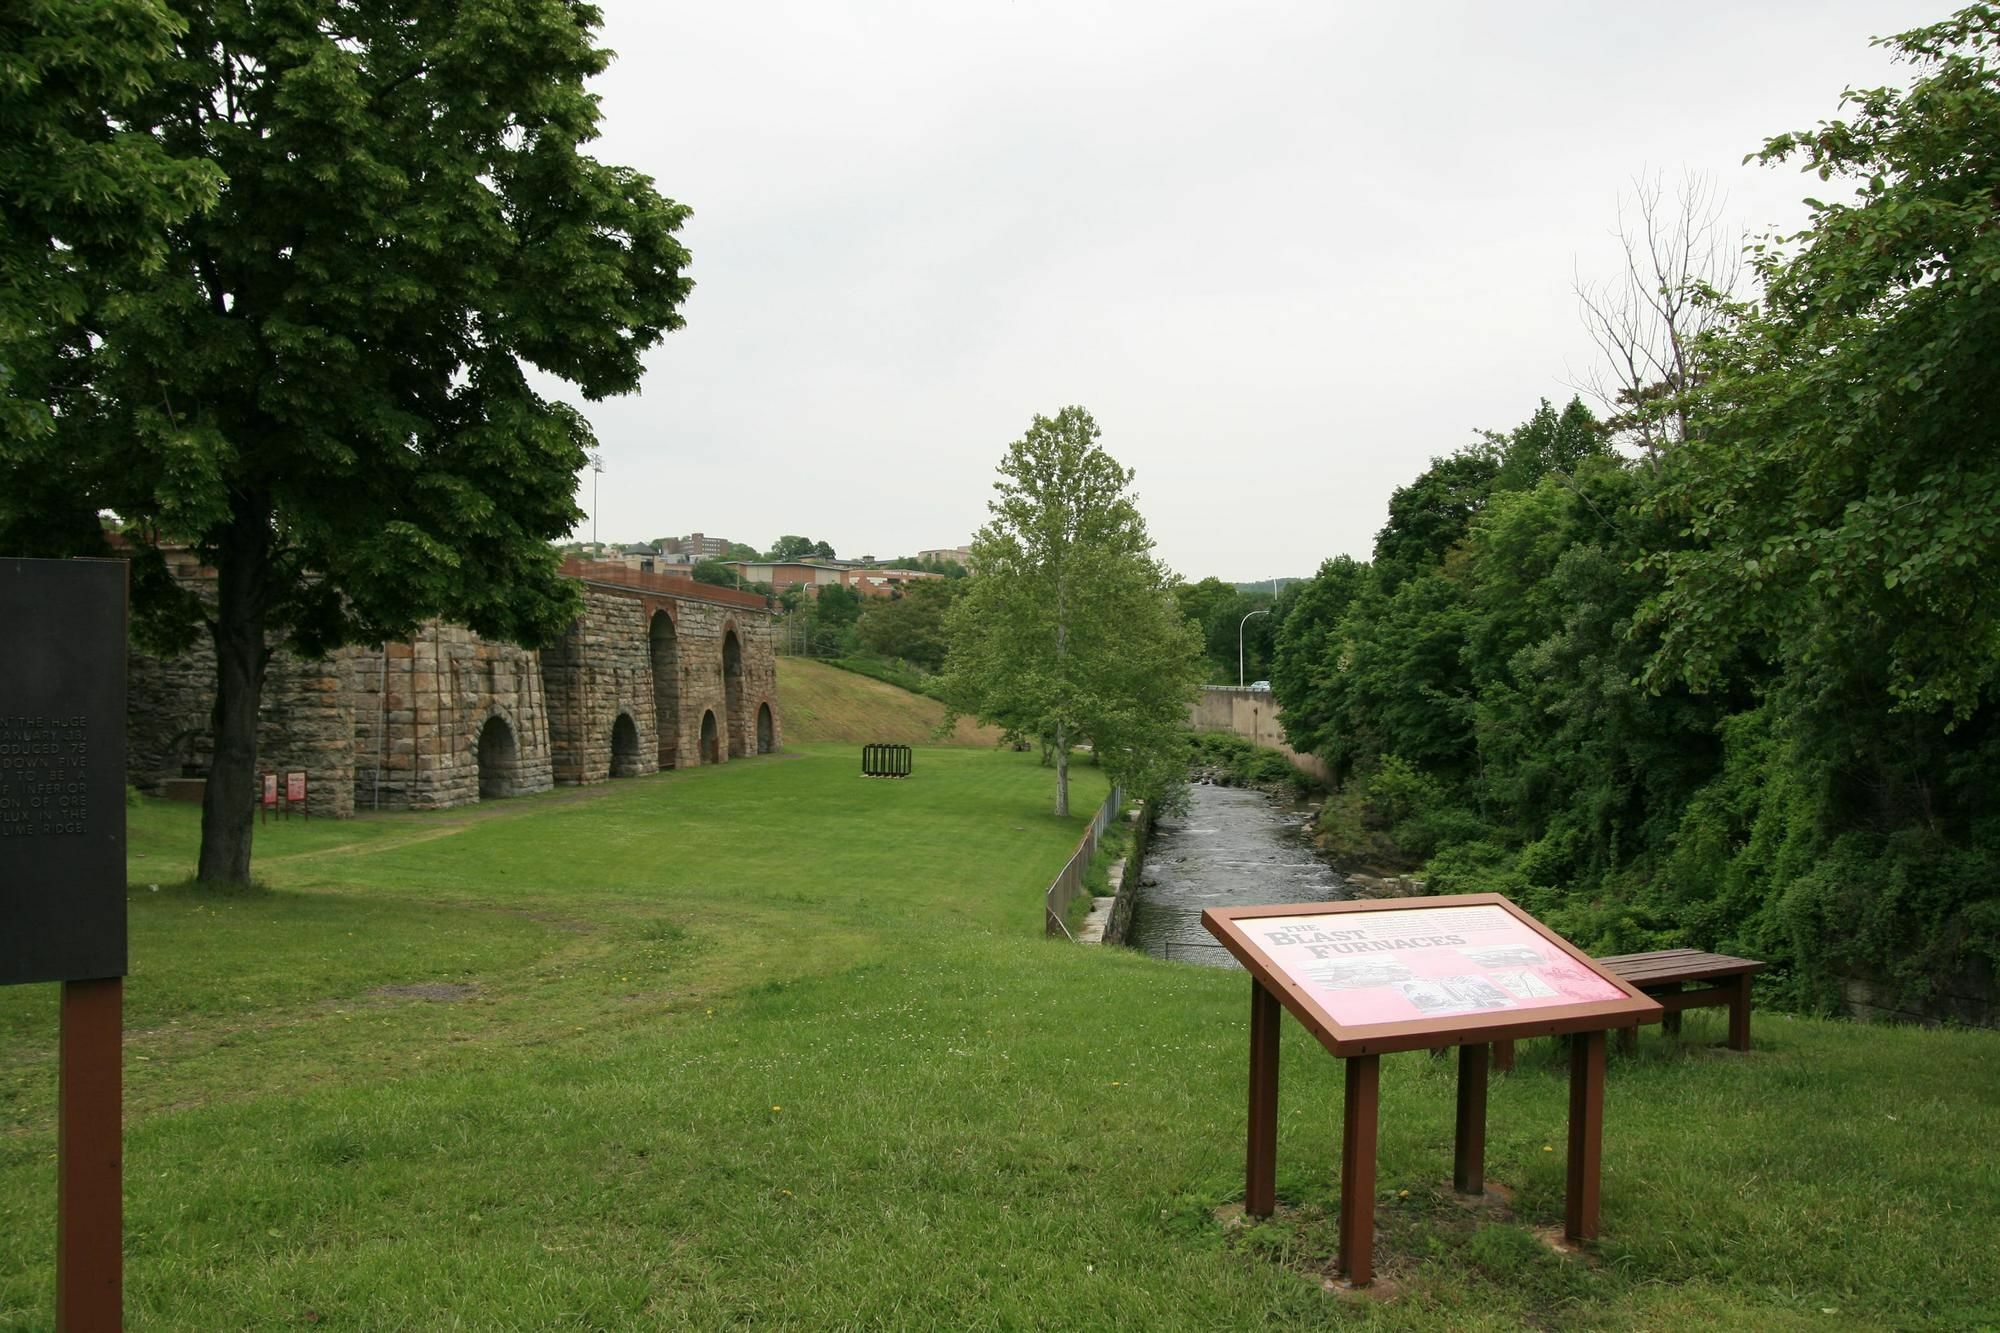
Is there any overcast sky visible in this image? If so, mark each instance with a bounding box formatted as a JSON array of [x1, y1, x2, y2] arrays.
[[555, 1, 1940, 581]]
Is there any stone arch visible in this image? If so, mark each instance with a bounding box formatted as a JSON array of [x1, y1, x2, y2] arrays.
[[476, 713, 521, 800], [722, 624, 747, 759], [610, 711, 643, 778], [756, 702, 774, 755], [649, 609, 680, 769], [699, 709, 720, 766], [166, 727, 210, 779]]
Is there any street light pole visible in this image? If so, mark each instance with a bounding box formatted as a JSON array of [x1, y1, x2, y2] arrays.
[[590, 452, 605, 549], [1239, 608, 1271, 687]]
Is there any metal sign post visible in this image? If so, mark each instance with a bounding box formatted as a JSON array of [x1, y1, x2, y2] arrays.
[[1204, 894, 1661, 1287], [1, 559, 129, 1330]]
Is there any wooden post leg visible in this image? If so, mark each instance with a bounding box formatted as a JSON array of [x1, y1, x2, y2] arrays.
[[1617, 1023, 1637, 1057], [1565, 1029, 1605, 1244], [1728, 973, 1753, 1051], [1338, 1054, 1380, 1287], [1661, 1009, 1681, 1036], [1246, 980, 1280, 1218], [58, 977, 122, 1332], [1492, 1040, 1515, 1073], [1453, 1042, 1488, 1195]]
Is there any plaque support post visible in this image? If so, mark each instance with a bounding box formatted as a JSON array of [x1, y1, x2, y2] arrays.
[[1453, 1041, 1488, 1195], [57, 976, 122, 1331], [1564, 1028, 1606, 1244], [1337, 1054, 1379, 1287], [1246, 980, 1279, 1218]]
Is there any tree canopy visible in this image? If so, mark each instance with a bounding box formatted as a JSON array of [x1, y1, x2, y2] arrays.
[[766, 535, 836, 561], [856, 579, 957, 671], [937, 407, 1201, 816], [0, 0, 693, 881], [1645, 4, 2000, 722], [1263, 9, 2000, 1020]]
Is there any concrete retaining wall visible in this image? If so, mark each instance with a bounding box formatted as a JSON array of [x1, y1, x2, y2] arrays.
[[1188, 686, 1331, 784]]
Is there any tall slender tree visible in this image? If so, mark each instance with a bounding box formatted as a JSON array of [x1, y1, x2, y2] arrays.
[[0, 1, 693, 882], [937, 407, 1201, 817]]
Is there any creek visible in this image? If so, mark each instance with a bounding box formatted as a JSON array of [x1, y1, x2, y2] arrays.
[[1127, 781, 1349, 967]]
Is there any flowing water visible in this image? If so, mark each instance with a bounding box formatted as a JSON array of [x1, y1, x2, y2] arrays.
[[1128, 782, 1349, 967]]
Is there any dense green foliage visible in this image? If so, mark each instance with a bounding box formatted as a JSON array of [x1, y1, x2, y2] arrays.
[[779, 581, 863, 657], [1175, 576, 1283, 684], [937, 406, 1203, 815], [1186, 731, 1323, 796], [1, 0, 693, 882], [1270, 10, 2000, 1023], [765, 534, 837, 561], [690, 557, 746, 589], [854, 578, 957, 671]]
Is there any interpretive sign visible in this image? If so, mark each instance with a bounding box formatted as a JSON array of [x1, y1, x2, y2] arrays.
[[1203, 894, 1661, 1287], [1, 559, 127, 987], [1203, 894, 1656, 1055], [0, 558, 127, 1329]]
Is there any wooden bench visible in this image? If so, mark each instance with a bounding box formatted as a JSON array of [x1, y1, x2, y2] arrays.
[[1492, 947, 1765, 1070]]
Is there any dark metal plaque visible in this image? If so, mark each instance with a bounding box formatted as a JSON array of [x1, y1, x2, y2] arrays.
[[1, 559, 128, 984]]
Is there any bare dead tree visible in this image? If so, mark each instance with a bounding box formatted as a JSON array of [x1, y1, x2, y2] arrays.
[[1573, 171, 1745, 465]]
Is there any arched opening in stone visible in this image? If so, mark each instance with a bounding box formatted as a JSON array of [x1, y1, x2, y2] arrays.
[[649, 610, 680, 769], [699, 709, 720, 766], [722, 628, 746, 758], [756, 703, 774, 755], [610, 712, 642, 778], [476, 715, 520, 800]]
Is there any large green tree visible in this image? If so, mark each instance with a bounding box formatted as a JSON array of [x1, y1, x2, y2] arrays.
[[855, 579, 956, 671], [937, 407, 1201, 817], [1645, 4, 2000, 723], [0, 0, 692, 882]]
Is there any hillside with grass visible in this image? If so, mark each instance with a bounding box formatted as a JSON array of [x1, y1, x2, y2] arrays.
[[777, 655, 1004, 747], [3, 749, 1996, 1327]]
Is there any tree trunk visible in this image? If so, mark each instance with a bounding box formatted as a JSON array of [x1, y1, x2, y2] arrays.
[[1054, 720, 1069, 818], [196, 509, 269, 884]]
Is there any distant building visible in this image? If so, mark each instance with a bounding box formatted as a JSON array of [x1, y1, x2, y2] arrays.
[[918, 545, 973, 568], [582, 552, 661, 574], [840, 566, 944, 599], [730, 560, 844, 596], [728, 560, 944, 599], [666, 532, 733, 561]]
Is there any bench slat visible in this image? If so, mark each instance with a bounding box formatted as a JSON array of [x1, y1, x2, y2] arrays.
[[1602, 949, 1763, 983]]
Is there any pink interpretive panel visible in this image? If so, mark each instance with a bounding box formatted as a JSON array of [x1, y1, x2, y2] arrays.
[[1202, 894, 1660, 1057], [1242, 903, 1623, 1027]]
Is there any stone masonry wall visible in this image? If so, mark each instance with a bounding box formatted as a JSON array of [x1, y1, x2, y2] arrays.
[[127, 560, 781, 816], [346, 627, 555, 811], [542, 587, 658, 786], [540, 584, 782, 784], [126, 560, 358, 819]]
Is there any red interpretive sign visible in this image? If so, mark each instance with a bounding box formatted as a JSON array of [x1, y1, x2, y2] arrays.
[[1203, 894, 1662, 1288], [1228, 901, 1625, 1029], [262, 773, 278, 808], [1203, 894, 1657, 1057]]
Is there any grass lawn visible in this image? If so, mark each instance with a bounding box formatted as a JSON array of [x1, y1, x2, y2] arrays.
[[3, 744, 1997, 1329], [777, 658, 1004, 747]]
